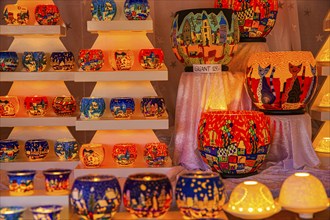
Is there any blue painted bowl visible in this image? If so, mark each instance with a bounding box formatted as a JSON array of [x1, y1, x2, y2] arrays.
[[22, 51, 47, 72], [43, 169, 72, 194], [50, 52, 75, 71], [0, 206, 26, 220], [110, 97, 135, 119], [124, 0, 150, 20], [24, 139, 49, 160], [80, 97, 106, 119], [70, 175, 121, 219], [0, 52, 19, 72], [54, 138, 79, 160], [140, 96, 166, 118], [91, 0, 117, 21], [0, 139, 19, 162], [30, 205, 63, 220], [7, 170, 36, 196]]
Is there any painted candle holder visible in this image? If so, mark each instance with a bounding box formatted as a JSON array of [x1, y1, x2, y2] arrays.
[[7, 170, 36, 196], [110, 97, 135, 119], [80, 97, 106, 119], [123, 173, 172, 218], [78, 49, 104, 71], [22, 51, 47, 72], [43, 169, 72, 195], [175, 172, 226, 219], [3, 4, 29, 25], [70, 175, 121, 219], [54, 138, 79, 160], [0, 206, 25, 220], [0, 96, 20, 117], [144, 142, 169, 166], [124, 0, 150, 20], [110, 49, 134, 70], [0, 51, 19, 72], [141, 96, 166, 118], [198, 110, 271, 178], [35, 5, 60, 25], [79, 143, 105, 168], [0, 139, 19, 162], [50, 52, 75, 71], [112, 143, 137, 166], [24, 96, 48, 116], [24, 139, 49, 160], [52, 95, 76, 116], [91, 0, 117, 21], [30, 205, 63, 220], [139, 48, 164, 69]]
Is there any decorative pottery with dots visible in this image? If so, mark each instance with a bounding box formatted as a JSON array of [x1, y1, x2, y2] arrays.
[[24, 139, 49, 160], [50, 52, 75, 71]]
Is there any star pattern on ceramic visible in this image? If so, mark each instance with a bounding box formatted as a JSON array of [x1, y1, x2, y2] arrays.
[[304, 8, 311, 16], [65, 22, 72, 31], [316, 34, 324, 42], [170, 61, 177, 68], [278, 1, 285, 9]]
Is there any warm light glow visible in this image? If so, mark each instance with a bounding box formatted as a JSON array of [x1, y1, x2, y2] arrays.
[[315, 137, 330, 153], [248, 208, 253, 213], [244, 181, 258, 185], [143, 176, 151, 181], [294, 172, 310, 177], [238, 207, 243, 212], [258, 208, 263, 212]]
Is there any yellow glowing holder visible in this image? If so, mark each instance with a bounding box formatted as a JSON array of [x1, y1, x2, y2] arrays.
[[223, 181, 281, 219]]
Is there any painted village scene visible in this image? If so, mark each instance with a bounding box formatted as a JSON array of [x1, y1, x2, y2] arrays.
[[0, 98, 18, 117], [22, 52, 47, 72], [140, 50, 164, 69], [91, 0, 116, 21], [25, 142, 49, 160], [112, 144, 137, 166], [141, 98, 166, 118], [52, 96, 77, 116], [0, 143, 19, 162], [110, 98, 135, 119], [3, 5, 29, 25], [124, 1, 150, 20], [45, 175, 70, 194], [50, 52, 75, 71], [114, 51, 134, 70], [9, 176, 34, 194], [0, 53, 18, 72], [81, 147, 104, 167], [24, 98, 48, 116]]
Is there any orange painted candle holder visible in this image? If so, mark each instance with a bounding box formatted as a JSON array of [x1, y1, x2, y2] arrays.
[[52, 95, 77, 116], [3, 4, 29, 25], [144, 142, 169, 166], [24, 96, 48, 116], [78, 49, 104, 71], [112, 143, 137, 166], [79, 143, 105, 168], [0, 96, 19, 117], [139, 48, 164, 69]]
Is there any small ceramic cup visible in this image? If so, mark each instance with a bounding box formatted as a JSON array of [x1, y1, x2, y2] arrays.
[[3, 4, 29, 25], [110, 97, 135, 119], [50, 52, 75, 71], [43, 169, 72, 195], [22, 51, 47, 72], [78, 49, 104, 71], [0, 206, 26, 219], [79, 143, 105, 168], [0, 51, 19, 72], [0, 139, 19, 162], [124, 0, 150, 20], [24, 96, 48, 116], [30, 205, 63, 220], [140, 96, 166, 118], [0, 96, 20, 117], [80, 97, 106, 119], [24, 139, 49, 160], [139, 48, 164, 69], [7, 170, 36, 196], [112, 143, 137, 166], [110, 49, 134, 70], [35, 5, 60, 25], [52, 95, 77, 116], [54, 138, 79, 160], [144, 142, 169, 166], [91, 0, 117, 21]]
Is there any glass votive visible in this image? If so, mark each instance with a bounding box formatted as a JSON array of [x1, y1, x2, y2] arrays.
[[24, 139, 49, 160], [78, 49, 104, 71], [0, 96, 20, 117], [0, 51, 19, 72], [7, 170, 36, 196], [3, 4, 29, 25], [24, 96, 48, 116], [110, 97, 135, 119], [54, 138, 79, 160], [91, 0, 117, 21], [70, 175, 121, 219], [43, 169, 72, 195], [140, 96, 166, 118], [52, 95, 77, 116], [123, 173, 172, 218], [0, 139, 19, 162], [30, 205, 63, 220], [319, 93, 330, 107], [35, 5, 60, 25], [139, 48, 164, 69], [144, 142, 169, 166], [175, 172, 226, 219], [50, 52, 75, 71], [110, 49, 134, 70], [22, 51, 47, 72], [124, 0, 150, 20], [112, 143, 137, 166], [79, 143, 105, 168], [80, 97, 106, 119], [0, 206, 26, 219]]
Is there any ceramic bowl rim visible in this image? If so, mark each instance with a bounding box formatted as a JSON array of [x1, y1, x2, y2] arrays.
[[76, 174, 117, 182], [0, 206, 26, 215], [43, 169, 72, 176], [30, 205, 63, 214], [7, 170, 36, 176], [127, 173, 169, 181], [179, 171, 220, 179]]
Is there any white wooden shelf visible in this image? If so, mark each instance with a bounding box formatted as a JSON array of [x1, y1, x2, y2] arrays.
[[87, 20, 153, 33], [0, 25, 66, 36], [0, 71, 74, 81], [0, 116, 77, 127], [317, 63, 330, 76], [310, 107, 330, 121]]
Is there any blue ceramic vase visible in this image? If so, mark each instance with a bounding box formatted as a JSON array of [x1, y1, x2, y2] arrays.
[[54, 138, 79, 160], [124, 0, 150, 20], [43, 169, 72, 194], [0, 139, 19, 162], [22, 51, 47, 72], [7, 170, 36, 195], [91, 0, 117, 21], [50, 52, 75, 71], [110, 97, 135, 119], [24, 139, 49, 160], [30, 205, 63, 220], [0, 206, 25, 220], [70, 175, 121, 219], [140, 96, 166, 118], [80, 97, 106, 119], [0, 52, 19, 72]]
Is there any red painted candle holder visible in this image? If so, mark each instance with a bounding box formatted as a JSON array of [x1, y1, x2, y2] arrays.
[[112, 143, 137, 166], [24, 96, 48, 116], [35, 5, 60, 25], [139, 48, 164, 69], [78, 49, 104, 71], [52, 95, 76, 116], [144, 142, 169, 166]]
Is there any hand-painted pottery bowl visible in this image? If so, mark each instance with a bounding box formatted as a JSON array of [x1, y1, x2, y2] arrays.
[[110, 97, 135, 119], [79, 143, 105, 168], [35, 5, 60, 25], [54, 138, 79, 160], [24, 96, 48, 116], [124, 0, 150, 20], [52, 95, 76, 116], [0, 139, 19, 162], [70, 175, 121, 219], [22, 52, 47, 72], [80, 97, 106, 119], [112, 143, 137, 166], [175, 172, 226, 219], [3, 4, 29, 25], [91, 0, 117, 21], [110, 49, 134, 71], [0, 52, 19, 72], [78, 49, 104, 71], [171, 8, 239, 71], [7, 170, 36, 196], [24, 139, 49, 160], [139, 48, 164, 69], [43, 169, 72, 195], [141, 96, 166, 118], [198, 110, 271, 178], [0, 96, 20, 117], [0, 206, 26, 220], [30, 205, 63, 220], [50, 52, 75, 71], [123, 173, 172, 218], [144, 142, 169, 166]]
